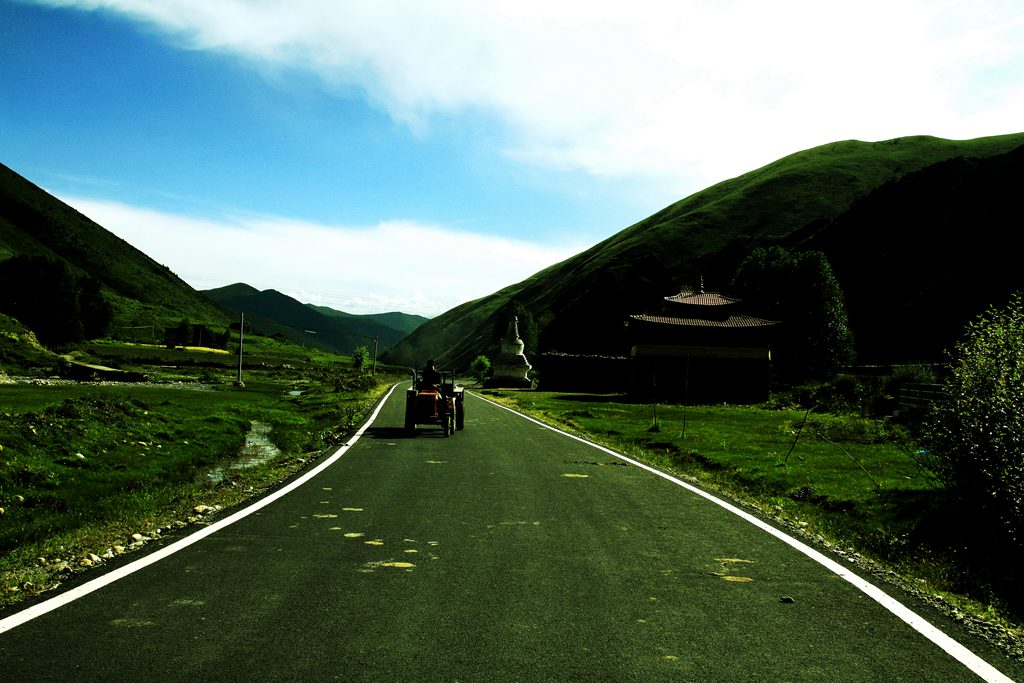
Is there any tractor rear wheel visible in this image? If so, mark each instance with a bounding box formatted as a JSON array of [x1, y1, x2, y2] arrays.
[[404, 395, 416, 435]]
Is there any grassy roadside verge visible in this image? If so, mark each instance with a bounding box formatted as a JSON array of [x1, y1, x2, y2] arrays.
[[480, 388, 1024, 657], [0, 337, 397, 609]]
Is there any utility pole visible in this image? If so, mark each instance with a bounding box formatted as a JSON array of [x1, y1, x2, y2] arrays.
[[236, 312, 245, 387], [372, 336, 378, 375]]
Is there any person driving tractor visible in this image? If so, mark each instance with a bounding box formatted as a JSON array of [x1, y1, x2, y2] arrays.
[[421, 359, 442, 390], [406, 359, 464, 436]]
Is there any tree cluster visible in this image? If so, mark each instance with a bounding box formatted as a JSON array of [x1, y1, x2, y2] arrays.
[[162, 320, 231, 349], [0, 255, 113, 347]]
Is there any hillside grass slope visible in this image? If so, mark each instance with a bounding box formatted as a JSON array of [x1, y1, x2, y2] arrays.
[[0, 163, 228, 331], [385, 133, 1024, 370]]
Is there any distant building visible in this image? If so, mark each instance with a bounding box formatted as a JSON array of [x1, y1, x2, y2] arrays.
[[626, 281, 777, 403]]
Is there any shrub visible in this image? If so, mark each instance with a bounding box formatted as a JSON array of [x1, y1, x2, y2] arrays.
[[470, 355, 491, 384], [352, 345, 369, 373], [924, 292, 1024, 545], [890, 363, 939, 385]]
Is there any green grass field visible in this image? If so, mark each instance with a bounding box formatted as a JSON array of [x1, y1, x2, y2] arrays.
[[0, 338, 396, 605]]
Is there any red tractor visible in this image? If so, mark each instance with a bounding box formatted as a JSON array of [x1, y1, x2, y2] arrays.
[[404, 368, 465, 436]]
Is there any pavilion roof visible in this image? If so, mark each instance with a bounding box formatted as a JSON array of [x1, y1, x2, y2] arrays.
[[629, 313, 777, 329], [663, 290, 740, 306]]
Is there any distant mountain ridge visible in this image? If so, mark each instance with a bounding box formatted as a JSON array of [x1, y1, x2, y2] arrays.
[[203, 284, 427, 354], [383, 133, 1024, 369], [0, 163, 427, 355]]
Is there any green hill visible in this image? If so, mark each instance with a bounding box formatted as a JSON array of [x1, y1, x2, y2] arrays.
[[307, 305, 428, 339], [383, 133, 1024, 369], [796, 141, 1024, 362], [0, 163, 424, 359], [203, 285, 426, 355], [0, 162, 228, 332]]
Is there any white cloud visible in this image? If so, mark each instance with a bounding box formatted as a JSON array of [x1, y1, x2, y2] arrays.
[[60, 195, 584, 317], [33, 0, 1024, 193]]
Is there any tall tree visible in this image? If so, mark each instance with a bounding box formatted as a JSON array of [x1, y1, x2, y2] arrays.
[[731, 247, 854, 382], [79, 273, 114, 340]]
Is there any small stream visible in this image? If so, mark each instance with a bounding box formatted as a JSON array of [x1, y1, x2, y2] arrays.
[[206, 421, 283, 484]]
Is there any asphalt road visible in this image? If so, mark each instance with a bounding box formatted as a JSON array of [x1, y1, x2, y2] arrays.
[[1, 385, 1020, 682]]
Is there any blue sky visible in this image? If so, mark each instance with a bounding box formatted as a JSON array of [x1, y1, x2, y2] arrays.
[[3, 0, 1024, 316]]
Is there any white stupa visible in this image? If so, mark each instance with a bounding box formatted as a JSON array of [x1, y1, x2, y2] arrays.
[[485, 316, 533, 388]]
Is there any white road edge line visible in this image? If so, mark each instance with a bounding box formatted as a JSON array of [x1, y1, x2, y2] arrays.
[[0, 383, 401, 636], [473, 391, 1014, 683]]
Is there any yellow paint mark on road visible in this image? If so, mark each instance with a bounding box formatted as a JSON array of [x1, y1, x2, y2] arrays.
[[562, 473, 589, 478], [322, 487, 333, 491], [313, 514, 338, 519], [362, 560, 416, 571], [426, 460, 447, 464], [404, 549, 418, 554], [342, 507, 364, 512], [664, 655, 679, 662], [329, 527, 343, 531], [711, 557, 756, 582], [172, 598, 205, 607], [364, 539, 385, 546], [344, 532, 365, 538]]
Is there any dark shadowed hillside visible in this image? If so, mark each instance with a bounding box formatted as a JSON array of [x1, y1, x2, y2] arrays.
[[0, 163, 227, 329], [794, 143, 1024, 362], [383, 133, 1024, 370]]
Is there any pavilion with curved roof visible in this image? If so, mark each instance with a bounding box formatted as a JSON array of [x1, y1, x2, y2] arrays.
[[625, 281, 778, 403]]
